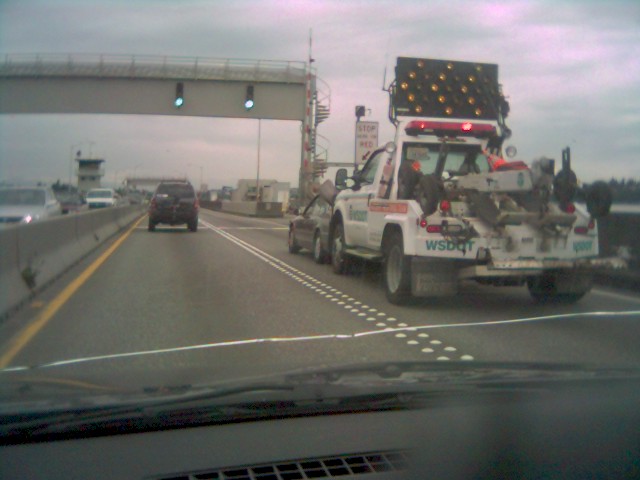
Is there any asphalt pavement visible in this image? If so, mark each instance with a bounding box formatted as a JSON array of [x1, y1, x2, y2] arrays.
[[1, 209, 639, 388]]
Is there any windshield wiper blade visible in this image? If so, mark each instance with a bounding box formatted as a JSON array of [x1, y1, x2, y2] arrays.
[[0, 383, 296, 441]]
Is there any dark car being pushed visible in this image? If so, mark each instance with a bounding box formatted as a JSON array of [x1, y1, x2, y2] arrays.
[[288, 194, 332, 264], [148, 181, 199, 232]]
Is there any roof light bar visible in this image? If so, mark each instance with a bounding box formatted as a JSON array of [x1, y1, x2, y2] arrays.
[[404, 120, 496, 138]]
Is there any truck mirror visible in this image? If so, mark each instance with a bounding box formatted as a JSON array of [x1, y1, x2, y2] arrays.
[[335, 168, 348, 189]]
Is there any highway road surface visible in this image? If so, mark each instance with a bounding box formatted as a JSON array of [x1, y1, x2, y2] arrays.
[[1, 208, 639, 387]]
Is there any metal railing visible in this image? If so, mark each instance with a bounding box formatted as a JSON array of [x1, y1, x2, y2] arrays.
[[0, 53, 309, 84]]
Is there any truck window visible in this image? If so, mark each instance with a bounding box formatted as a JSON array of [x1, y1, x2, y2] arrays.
[[443, 149, 489, 175], [402, 143, 438, 175], [359, 151, 383, 185]]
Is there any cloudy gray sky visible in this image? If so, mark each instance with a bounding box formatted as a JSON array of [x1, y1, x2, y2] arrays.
[[1, 0, 639, 189]]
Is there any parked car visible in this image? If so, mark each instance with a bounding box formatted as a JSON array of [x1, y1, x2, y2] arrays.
[[54, 191, 87, 214], [288, 194, 332, 263], [0, 186, 61, 225], [86, 188, 119, 209], [148, 181, 199, 232]]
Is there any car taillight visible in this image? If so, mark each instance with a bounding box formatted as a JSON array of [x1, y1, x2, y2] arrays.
[[563, 202, 576, 214]]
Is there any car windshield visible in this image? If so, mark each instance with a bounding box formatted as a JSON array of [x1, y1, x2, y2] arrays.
[[0, 189, 45, 206], [87, 190, 112, 199], [0, 0, 639, 448]]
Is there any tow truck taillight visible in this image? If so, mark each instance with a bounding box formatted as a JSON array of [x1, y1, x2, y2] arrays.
[[404, 120, 496, 138], [439, 200, 451, 213], [419, 216, 427, 228], [575, 219, 596, 235], [426, 224, 441, 233]]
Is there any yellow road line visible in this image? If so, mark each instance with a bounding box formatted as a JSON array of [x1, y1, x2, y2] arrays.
[[0, 216, 144, 368]]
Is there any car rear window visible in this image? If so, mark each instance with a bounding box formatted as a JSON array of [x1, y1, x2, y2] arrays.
[[156, 184, 195, 198], [87, 190, 113, 199]]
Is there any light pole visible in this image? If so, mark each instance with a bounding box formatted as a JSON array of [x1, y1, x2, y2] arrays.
[[131, 163, 142, 190], [256, 119, 262, 203]]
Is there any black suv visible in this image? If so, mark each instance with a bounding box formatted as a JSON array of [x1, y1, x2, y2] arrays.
[[148, 181, 199, 232]]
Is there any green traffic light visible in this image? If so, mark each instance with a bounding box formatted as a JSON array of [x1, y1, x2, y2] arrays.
[[175, 82, 184, 109]]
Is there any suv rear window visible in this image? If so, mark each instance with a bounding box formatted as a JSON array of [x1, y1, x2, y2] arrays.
[[156, 183, 195, 198]]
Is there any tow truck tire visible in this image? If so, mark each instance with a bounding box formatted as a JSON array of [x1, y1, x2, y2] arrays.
[[331, 222, 350, 274], [383, 231, 412, 304], [527, 273, 591, 304], [288, 227, 301, 254], [313, 231, 328, 264]]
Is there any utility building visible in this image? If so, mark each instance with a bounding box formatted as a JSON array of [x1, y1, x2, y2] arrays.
[[76, 158, 105, 192]]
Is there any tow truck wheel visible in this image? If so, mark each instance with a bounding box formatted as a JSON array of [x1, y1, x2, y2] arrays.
[[331, 222, 350, 274], [527, 273, 591, 304], [383, 231, 412, 304], [288, 227, 301, 254], [313, 231, 327, 264]]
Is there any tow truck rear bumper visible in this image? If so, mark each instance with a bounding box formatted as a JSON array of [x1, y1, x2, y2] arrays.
[[459, 257, 627, 279]]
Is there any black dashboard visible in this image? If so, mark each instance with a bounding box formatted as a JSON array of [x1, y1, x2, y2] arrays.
[[2, 377, 639, 479]]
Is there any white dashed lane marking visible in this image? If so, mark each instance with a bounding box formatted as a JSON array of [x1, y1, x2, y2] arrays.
[[199, 218, 474, 361]]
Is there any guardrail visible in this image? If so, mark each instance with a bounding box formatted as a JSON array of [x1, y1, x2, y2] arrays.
[[0, 206, 144, 321], [0, 53, 309, 84]]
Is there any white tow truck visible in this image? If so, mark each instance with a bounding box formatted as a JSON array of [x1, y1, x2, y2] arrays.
[[324, 56, 624, 304]]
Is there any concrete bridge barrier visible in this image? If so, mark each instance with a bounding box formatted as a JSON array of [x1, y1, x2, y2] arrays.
[[0, 206, 144, 320]]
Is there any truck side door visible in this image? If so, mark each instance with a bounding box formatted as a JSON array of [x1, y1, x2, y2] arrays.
[[366, 148, 399, 249], [345, 150, 384, 247]]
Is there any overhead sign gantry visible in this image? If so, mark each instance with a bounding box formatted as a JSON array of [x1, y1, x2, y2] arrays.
[[0, 53, 330, 200]]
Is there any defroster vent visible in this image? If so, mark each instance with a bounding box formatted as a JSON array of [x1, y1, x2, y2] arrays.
[[153, 451, 409, 480]]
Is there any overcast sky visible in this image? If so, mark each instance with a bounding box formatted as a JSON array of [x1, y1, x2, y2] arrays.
[[1, 0, 639, 189]]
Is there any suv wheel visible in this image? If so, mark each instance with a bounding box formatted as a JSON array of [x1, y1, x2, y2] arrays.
[[188, 218, 198, 232], [148, 219, 156, 232]]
